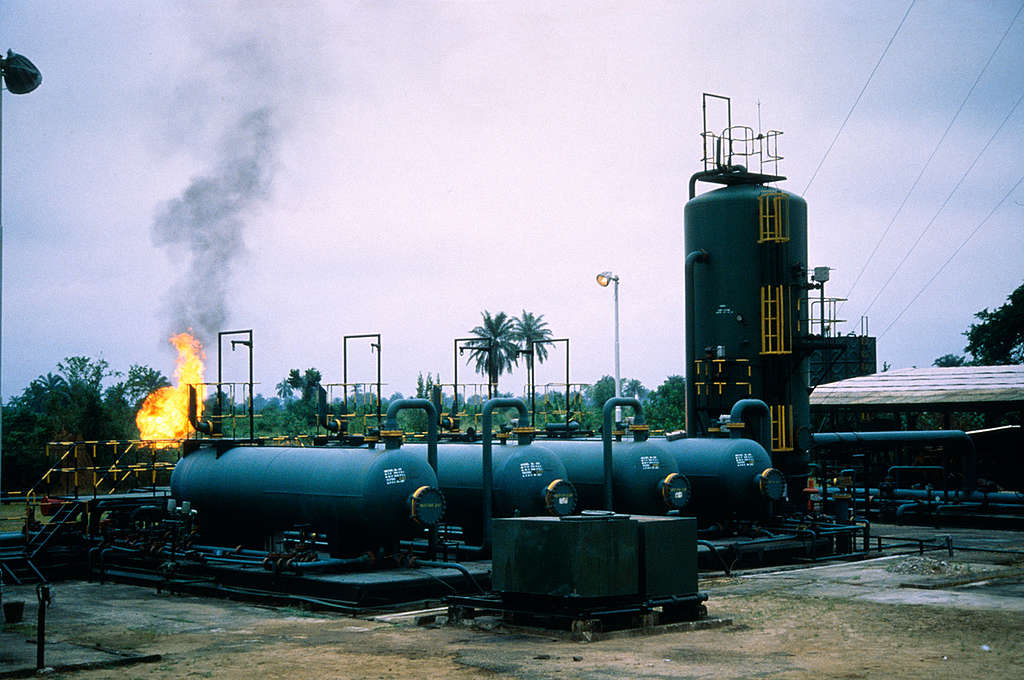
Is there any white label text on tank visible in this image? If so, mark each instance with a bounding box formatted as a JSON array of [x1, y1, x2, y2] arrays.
[[735, 452, 755, 467], [520, 461, 544, 477], [383, 467, 407, 485]]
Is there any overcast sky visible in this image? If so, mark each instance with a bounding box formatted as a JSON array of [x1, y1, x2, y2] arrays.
[[2, 1, 1022, 404]]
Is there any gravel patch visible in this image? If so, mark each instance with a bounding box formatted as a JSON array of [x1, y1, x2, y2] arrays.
[[885, 556, 974, 576]]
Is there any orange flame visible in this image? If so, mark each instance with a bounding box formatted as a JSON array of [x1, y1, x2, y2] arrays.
[[136, 332, 206, 443]]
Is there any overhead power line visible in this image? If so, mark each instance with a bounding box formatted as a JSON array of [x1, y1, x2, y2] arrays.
[[840, 0, 1024, 309], [878, 174, 1024, 340], [862, 89, 1024, 320], [802, 0, 916, 196]]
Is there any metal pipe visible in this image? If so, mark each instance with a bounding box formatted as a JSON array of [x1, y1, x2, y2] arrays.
[[343, 333, 382, 428], [287, 554, 372, 573], [218, 329, 254, 440], [35, 583, 49, 670], [810, 430, 977, 492], [684, 250, 709, 436], [316, 385, 343, 433], [826, 486, 1024, 505], [412, 559, 486, 594], [375, 340, 381, 427], [613, 277, 621, 420], [201, 555, 269, 567], [528, 340, 536, 425], [248, 337, 255, 439], [896, 502, 921, 522], [729, 399, 772, 451], [382, 399, 439, 474], [481, 398, 530, 550], [601, 397, 645, 510], [452, 337, 473, 418], [688, 165, 748, 200], [191, 545, 273, 557], [696, 539, 731, 576], [565, 340, 570, 424], [187, 385, 213, 435]]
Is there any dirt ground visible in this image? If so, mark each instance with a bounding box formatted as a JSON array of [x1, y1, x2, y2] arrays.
[[4, 548, 1024, 680]]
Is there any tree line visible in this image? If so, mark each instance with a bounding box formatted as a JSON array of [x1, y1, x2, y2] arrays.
[[2, 358, 170, 490], [6, 280, 1019, 491], [933, 281, 1023, 367]]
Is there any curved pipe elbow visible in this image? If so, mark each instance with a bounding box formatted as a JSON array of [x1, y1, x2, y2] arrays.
[[316, 385, 344, 433], [480, 398, 531, 552], [601, 397, 645, 511], [187, 385, 213, 435], [688, 165, 748, 199], [729, 399, 772, 451], [382, 398, 439, 470], [895, 501, 921, 523]]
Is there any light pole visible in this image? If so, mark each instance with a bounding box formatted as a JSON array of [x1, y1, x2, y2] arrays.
[[0, 50, 43, 499], [596, 271, 621, 423]]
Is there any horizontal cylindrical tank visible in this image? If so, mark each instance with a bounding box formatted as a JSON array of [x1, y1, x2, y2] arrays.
[[170, 446, 445, 556], [400, 442, 577, 539], [538, 440, 691, 515], [652, 437, 784, 521]]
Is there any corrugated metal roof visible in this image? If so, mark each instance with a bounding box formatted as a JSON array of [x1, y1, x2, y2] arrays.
[[809, 365, 1024, 407]]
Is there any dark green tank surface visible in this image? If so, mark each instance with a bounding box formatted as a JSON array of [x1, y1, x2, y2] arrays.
[[170, 445, 444, 554]]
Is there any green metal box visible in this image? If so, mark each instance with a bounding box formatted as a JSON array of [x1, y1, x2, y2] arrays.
[[491, 514, 698, 599], [492, 514, 638, 598], [634, 516, 698, 597]]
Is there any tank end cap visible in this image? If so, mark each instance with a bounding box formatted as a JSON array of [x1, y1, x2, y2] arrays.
[[544, 478, 578, 516], [661, 472, 692, 510], [759, 468, 787, 501], [409, 485, 446, 526]]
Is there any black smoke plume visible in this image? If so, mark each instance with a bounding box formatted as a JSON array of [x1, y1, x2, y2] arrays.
[[152, 107, 276, 344]]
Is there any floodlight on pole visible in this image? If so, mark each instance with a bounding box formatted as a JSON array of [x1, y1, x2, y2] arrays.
[[1, 49, 43, 501], [595, 271, 621, 422]]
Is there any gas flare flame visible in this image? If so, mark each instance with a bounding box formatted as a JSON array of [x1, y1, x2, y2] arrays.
[[136, 332, 206, 444]]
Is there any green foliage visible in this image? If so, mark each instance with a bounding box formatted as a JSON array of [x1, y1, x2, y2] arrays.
[[581, 376, 648, 429], [586, 375, 617, 413], [933, 353, 967, 367], [2, 357, 170, 492], [964, 281, 1024, 365], [275, 379, 294, 401], [286, 368, 322, 403], [622, 378, 648, 400], [254, 399, 308, 437], [280, 368, 322, 428], [466, 310, 520, 393], [121, 365, 172, 407], [513, 310, 553, 363], [585, 376, 648, 409], [398, 372, 439, 432], [645, 375, 687, 432]]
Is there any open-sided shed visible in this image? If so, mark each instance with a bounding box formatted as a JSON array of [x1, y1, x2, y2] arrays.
[[810, 365, 1024, 429]]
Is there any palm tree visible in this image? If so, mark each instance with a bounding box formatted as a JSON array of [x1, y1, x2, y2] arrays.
[[275, 379, 295, 402], [466, 310, 519, 397], [286, 368, 322, 403], [513, 310, 552, 409], [513, 310, 553, 363]]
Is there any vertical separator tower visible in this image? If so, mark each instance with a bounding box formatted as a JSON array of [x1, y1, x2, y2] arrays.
[[684, 95, 811, 499]]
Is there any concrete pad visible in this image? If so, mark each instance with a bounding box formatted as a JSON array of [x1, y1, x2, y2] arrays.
[[0, 630, 159, 678], [856, 587, 1024, 612], [736, 552, 1024, 612]]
